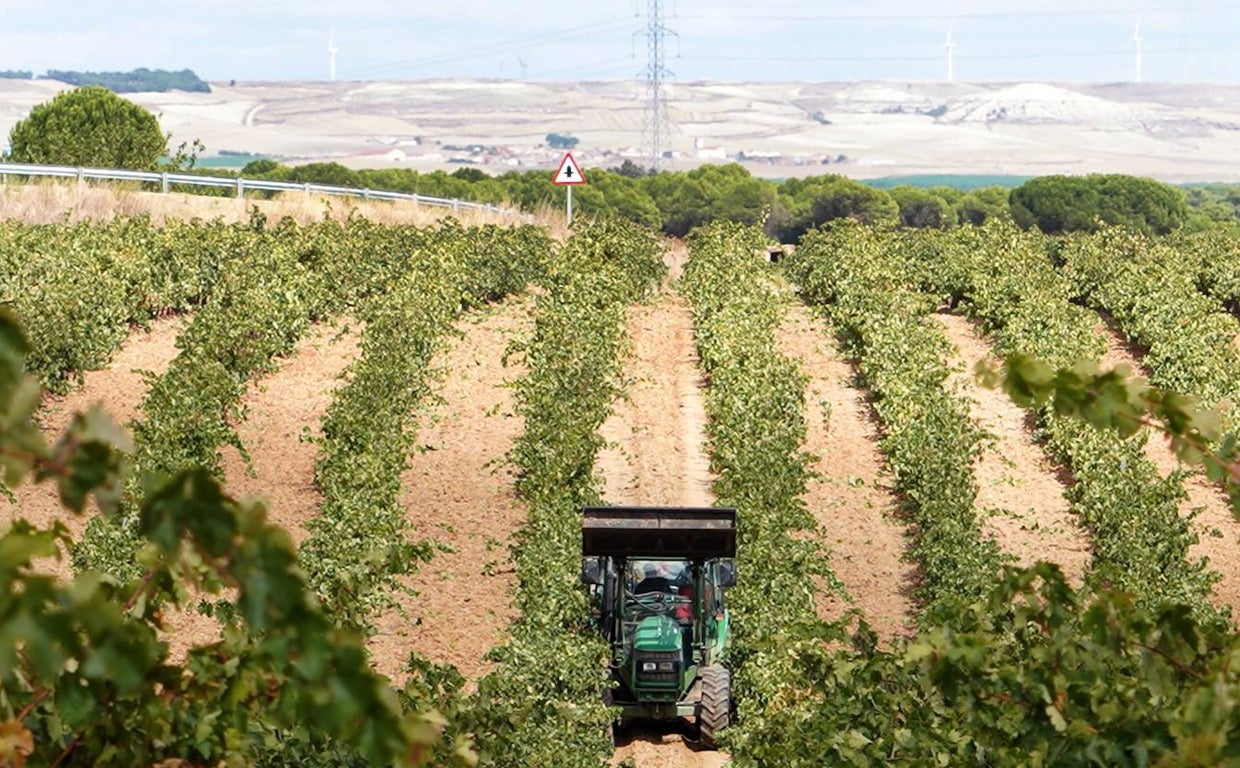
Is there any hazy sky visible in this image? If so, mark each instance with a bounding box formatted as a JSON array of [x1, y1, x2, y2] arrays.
[[2, 1, 1237, 83]]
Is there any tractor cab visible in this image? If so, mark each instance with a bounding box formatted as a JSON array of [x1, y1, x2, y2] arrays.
[[581, 506, 737, 749]]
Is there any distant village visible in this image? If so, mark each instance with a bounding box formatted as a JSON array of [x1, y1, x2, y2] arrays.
[[345, 134, 849, 173]]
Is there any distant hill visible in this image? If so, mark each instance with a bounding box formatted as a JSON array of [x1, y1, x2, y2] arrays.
[[43, 68, 210, 94], [4, 78, 1240, 182]]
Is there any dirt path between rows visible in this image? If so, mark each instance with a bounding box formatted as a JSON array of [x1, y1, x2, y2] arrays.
[[158, 320, 363, 661], [1096, 321, 1240, 616], [598, 283, 723, 768], [776, 303, 915, 640], [596, 293, 714, 510], [369, 297, 532, 684], [4, 317, 185, 575], [220, 319, 360, 548], [936, 314, 1092, 585]]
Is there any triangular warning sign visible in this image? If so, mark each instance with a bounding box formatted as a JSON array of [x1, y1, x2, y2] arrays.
[[552, 152, 587, 185]]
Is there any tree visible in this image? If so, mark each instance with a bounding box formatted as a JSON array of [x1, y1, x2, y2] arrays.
[[644, 164, 777, 237], [888, 185, 954, 228], [6, 86, 167, 170], [569, 168, 661, 228], [957, 186, 1011, 226], [775, 174, 898, 241], [545, 133, 579, 149], [286, 161, 362, 188], [1010, 174, 1189, 235], [450, 166, 488, 183], [241, 158, 282, 176], [43, 68, 210, 94], [610, 159, 652, 178]]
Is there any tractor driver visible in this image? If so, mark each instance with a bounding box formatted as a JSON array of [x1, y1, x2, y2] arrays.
[[631, 561, 695, 623], [633, 561, 674, 594]]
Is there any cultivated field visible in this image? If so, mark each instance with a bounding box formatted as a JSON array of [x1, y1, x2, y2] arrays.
[[6, 197, 1240, 764]]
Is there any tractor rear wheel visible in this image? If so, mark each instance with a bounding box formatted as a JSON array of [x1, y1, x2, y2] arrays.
[[697, 665, 731, 750]]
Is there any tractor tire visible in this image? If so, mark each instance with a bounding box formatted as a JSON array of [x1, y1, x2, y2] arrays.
[[696, 665, 731, 751]]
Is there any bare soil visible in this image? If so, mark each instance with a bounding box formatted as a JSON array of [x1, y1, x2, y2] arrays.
[[936, 314, 1092, 585], [597, 294, 714, 509], [1096, 322, 1240, 615], [219, 319, 360, 548], [597, 284, 722, 768], [3, 317, 185, 575], [775, 303, 915, 640], [161, 320, 362, 661], [369, 297, 532, 684]]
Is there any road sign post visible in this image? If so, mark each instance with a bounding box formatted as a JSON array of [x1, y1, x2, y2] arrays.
[[551, 152, 586, 226]]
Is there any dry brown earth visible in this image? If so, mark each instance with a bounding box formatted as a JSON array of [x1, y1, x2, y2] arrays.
[[936, 313, 1092, 585], [165, 320, 361, 660], [369, 298, 532, 684], [0, 182, 526, 227], [776, 303, 915, 639], [219, 320, 360, 549], [596, 295, 714, 510], [3, 317, 185, 574]]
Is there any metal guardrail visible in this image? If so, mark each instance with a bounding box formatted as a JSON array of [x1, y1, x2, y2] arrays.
[[0, 162, 514, 215]]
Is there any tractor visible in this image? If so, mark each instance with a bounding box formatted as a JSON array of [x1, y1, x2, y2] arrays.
[[580, 506, 737, 749]]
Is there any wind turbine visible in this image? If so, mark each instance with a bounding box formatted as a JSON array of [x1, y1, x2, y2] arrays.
[[944, 23, 956, 81], [1132, 18, 1143, 83], [328, 30, 339, 82], [516, 52, 529, 80]]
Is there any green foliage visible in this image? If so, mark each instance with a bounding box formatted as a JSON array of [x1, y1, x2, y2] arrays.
[[73, 218, 325, 581], [569, 170, 662, 230], [645, 164, 777, 238], [956, 185, 1011, 225], [1060, 227, 1240, 411], [43, 68, 210, 93], [7, 86, 167, 170], [300, 222, 550, 632], [732, 563, 1240, 767], [609, 159, 652, 178], [1187, 229, 1240, 316], [1182, 184, 1240, 231], [786, 222, 1004, 618], [680, 221, 843, 756], [286, 162, 363, 189], [774, 175, 898, 242], [0, 217, 245, 393], [472, 219, 663, 767], [241, 158, 280, 176], [914, 222, 1222, 619], [888, 185, 955, 229], [0, 311, 458, 767], [1010, 174, 1189, 235]]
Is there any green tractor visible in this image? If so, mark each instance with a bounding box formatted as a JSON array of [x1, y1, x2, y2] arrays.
[[580, 506, 737, 749]]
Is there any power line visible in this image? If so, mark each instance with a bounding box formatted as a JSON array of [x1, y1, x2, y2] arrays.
[[530, 56, 636, 81], [640, 0, 676, 171]]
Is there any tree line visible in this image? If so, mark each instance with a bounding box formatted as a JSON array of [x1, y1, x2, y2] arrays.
[[45, 68, 210, 93], [237, 159, 1230, 241], [1, 67, 209, 92]]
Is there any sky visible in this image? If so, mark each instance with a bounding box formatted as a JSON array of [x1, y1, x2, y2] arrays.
[[1, 1, 1237, 83]]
